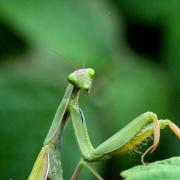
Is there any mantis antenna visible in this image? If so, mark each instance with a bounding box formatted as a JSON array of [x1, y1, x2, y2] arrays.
[[82, 11, 111, 68], [45, 47, 78, 70], [44, 12, 111, 69]]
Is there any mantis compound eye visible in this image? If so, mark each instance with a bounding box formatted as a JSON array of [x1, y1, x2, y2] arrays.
[[67, 73, 77, 84], [88, 68, 95, 79]]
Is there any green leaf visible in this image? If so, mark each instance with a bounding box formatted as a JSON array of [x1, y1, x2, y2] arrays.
[[121, 157, 180, 180]]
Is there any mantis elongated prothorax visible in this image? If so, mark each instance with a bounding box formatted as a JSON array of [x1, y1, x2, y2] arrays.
[[29, 68, 180, 180]]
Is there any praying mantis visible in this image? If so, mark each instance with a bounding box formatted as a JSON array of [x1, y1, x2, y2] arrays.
[[29, 68, 180, 180]]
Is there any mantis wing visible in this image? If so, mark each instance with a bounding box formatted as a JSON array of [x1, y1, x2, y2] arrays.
[[48, 148, 63, 180], [28, 146, 49, 180]]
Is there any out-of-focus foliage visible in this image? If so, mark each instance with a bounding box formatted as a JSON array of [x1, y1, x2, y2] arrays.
[[121, 157, 180, 180], [0, 0, 179, 179]]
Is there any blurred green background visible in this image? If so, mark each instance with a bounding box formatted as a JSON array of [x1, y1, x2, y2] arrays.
[[0, 0, 179, 179]]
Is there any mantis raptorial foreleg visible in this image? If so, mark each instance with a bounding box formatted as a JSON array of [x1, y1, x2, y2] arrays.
[[69, 98, 180, 179]]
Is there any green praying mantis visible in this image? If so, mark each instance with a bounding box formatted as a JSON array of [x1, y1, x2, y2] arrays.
[[29, 68, 180, 180]]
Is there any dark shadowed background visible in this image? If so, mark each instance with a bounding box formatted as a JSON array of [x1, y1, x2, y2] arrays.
[[0, 0, 179, 179]]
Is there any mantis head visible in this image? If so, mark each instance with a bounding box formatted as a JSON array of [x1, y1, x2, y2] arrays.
[[67, 68, 95, 93]]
